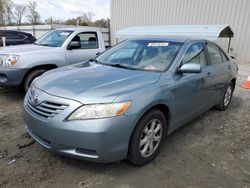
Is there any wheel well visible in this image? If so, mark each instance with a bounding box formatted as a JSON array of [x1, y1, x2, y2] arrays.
[[22, 64, 58, 85], [151, 104, 171, 128], [231, 78, 236, 90], [127, 103, 171, 156], [136, 104, 171, 131]]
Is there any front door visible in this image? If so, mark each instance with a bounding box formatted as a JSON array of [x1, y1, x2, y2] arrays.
[[172, 42, 210, 127], [65, 32, 100, 65]]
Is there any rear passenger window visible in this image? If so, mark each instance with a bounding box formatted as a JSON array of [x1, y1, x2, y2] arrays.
[[5, 32, 24, 40], [182, 42, 206, 67], [207, 43, 223, 64]]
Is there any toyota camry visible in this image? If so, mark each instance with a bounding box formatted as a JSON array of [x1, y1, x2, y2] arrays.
[[23, 38, 238, 165]]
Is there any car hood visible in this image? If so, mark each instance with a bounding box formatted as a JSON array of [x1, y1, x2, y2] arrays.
[[0, 44, 55, 55], [35, 62, 161, 104]]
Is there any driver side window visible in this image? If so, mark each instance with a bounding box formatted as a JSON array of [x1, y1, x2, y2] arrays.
[[71, 32, 98, 49], [182, 42, 206, 67]]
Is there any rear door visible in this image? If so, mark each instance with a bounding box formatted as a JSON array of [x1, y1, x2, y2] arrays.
[[65, 31, 101, 65], [205, 42, 230, 105]]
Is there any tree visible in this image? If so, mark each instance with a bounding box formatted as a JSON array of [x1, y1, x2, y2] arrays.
[[0, 0, 6, 26], [5, 0, 15, 25], [44, 17, 52, 25], [81, 11, 95, 25], [26, 1, 41, 25], [13, 4, 26, 27], [94, 18, 110, 28], [86, 11, 95, 23]]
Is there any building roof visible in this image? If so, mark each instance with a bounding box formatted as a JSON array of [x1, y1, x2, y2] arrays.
[[116, 25, 234, 41]]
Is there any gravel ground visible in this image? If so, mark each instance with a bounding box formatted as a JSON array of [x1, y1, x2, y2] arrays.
[[0, 64, 249, 188]]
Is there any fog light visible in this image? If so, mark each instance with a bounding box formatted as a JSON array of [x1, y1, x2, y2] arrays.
[[0, 74, 7, 83]]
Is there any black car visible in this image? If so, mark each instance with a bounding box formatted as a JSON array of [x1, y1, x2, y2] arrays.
[[0, 30, 36, 46]]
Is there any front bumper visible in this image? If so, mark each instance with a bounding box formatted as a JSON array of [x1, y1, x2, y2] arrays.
[[23, 89, 137, 163], [0, 67, 28, 87]]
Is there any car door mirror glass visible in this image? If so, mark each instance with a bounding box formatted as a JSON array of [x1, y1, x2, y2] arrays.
[[68, 41, 81, 50], [179, 63, 201, 73]]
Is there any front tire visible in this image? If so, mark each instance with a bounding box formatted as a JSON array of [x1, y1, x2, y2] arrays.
[[24, 69, 46, 92], [127, 109, 167, 165]]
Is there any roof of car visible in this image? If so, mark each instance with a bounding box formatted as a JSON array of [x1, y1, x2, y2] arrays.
[[0, 29, 33, 36], [54, 27, 101, 32]]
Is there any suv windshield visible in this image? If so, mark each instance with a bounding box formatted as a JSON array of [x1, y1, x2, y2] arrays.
[[96, 39, 183, 71], [35, 30, 73, 47]]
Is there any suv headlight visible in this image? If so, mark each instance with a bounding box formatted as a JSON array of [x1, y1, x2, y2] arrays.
[[0, 55, 20, 66], [67, 101, 131, 120]]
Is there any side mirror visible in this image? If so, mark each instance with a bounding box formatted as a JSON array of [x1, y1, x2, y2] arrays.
[[67, 41, 81, 50], [178, 63, 201, 74]]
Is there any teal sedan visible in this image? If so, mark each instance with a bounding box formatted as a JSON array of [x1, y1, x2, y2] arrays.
[[23, 38, 238, 165]]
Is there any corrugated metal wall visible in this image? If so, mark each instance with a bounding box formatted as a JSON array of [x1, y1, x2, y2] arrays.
[[111, 0, 250, 63]]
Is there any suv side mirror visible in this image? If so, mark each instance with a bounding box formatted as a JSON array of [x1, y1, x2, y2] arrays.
[[67, 41, 81, 50], [178, 63, 201, 74]]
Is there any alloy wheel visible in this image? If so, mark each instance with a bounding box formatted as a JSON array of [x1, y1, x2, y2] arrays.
[[224, 85, 232, 107], [139, 119, 163, 158]]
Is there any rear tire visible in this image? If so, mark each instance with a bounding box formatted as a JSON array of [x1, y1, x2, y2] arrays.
[[127, 109, 167, 166], [215, 82, 234, 110], [24, 69, 46, 92]]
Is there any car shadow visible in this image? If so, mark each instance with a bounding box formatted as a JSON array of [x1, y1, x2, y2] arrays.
[[0, 87, 26, 100]]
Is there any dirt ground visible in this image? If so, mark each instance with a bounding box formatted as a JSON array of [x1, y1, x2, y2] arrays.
[[0, 64, 249, 188]]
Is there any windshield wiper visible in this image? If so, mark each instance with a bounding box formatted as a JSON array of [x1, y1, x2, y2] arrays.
[[90, 60, 136, 70], [89, 58, 103, 64], [39, 44, 50, 46], [108, 64, 137, 70], [34, 43, 50, 46]]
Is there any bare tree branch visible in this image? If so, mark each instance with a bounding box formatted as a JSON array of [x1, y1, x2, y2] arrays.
[[0, 0, 6, 26], [5, 0, 15, 25], [13, 4, 26, 27], [26, 1, 41, 25], [80, 11, 95, 25]]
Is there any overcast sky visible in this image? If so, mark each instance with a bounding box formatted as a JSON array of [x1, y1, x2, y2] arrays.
[[12, 0, 110, 21]]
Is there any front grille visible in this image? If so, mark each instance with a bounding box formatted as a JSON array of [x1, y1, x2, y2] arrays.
[[26, 91, 68, 118]]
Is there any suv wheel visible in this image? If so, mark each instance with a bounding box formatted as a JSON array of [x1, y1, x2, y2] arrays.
[[127, 109, 167, 165], [24, 69, 46, 92]]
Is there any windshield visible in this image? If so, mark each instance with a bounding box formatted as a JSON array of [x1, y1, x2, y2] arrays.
[[35, 30, 73, 47], [96, 39, 183, 71]]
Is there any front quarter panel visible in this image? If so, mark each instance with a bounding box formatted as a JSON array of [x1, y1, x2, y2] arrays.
[[114, 75, 175, 134]]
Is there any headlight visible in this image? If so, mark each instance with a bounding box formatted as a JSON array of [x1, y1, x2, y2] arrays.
[[0, 55, 20, 66], [67, 101, 132, 120]]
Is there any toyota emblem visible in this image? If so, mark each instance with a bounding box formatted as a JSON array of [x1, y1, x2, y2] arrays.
[[31, 93, 40, 106]]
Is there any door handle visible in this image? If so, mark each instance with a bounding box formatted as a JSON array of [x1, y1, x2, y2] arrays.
[[206, 72, 212, 78], [228, 65, 231, 69]]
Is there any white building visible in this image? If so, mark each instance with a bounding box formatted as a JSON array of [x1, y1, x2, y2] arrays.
[[111, 0, 250, 63]]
